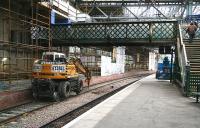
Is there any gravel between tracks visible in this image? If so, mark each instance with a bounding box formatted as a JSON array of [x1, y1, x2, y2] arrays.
[[0, 76, 145, 128]]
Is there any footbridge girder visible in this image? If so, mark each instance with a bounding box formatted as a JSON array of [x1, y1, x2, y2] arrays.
[[50, 20, 178, 46], [34, 20, 178, 46]]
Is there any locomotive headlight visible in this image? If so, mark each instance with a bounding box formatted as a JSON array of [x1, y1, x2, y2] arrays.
[[33, 64, 42, 72]]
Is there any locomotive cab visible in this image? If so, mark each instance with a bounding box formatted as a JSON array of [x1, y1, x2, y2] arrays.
[[42, 52, 66, 64]]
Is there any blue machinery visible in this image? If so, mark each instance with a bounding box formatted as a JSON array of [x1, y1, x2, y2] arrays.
[[156, 57, 172, 80]]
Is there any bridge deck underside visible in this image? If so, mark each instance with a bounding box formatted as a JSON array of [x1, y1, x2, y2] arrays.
[[52, 39, 175, 46]]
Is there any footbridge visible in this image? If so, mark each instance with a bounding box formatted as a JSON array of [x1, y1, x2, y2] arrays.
[[50, 20, 177, 46]]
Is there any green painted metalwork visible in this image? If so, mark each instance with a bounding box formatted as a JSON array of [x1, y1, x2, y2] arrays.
[[179, 25, 200, 95], [31, 26, 49, 40], [51, 21, 177, 45], [185, 66, 191, 96], [152, 22, 176, 40], [188, 73, 200, 93], [186, 0, 193, 16]]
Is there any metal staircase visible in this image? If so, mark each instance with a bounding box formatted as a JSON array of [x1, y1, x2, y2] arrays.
[[185, 39, 200, 73], [175, 25, 200, 95], [184, 39, 200, 94]]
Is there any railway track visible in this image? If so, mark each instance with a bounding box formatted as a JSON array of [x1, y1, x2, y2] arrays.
[[0, 73, 152, 127], [41, 79, 137, 128], [0, 101, 51, 124]]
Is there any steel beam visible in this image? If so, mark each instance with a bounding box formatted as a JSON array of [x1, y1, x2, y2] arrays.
[[96, 6, 108, 18], [78, 0, 187, 4], [122, 5, 138, 19], [91, 16, 173, 20], [186, 0, 193, 15], [150, 3, 168, 19], [79, 3, 185, 7]]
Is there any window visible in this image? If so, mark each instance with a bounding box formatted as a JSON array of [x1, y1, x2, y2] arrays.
[[43, 55, 54, 62]]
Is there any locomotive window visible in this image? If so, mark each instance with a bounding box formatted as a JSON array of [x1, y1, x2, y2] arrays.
[[55, 58, 66, 63], [55, 55, 59, 59], [43, 55, 54, 62], [60, 55, 65, 58]]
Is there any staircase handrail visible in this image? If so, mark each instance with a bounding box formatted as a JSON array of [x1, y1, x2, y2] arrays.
[[179, 24, 188, 64], [177, 24, 190, 89]]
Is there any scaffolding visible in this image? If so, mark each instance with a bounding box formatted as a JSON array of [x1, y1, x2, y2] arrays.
[[0, 0, 51, 87]]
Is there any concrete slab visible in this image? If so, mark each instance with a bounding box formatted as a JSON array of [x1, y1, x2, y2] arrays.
[[63, 74, 200, 128]]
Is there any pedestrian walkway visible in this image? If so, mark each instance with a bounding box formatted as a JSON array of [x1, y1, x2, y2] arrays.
[[63, 74, 200, 128]]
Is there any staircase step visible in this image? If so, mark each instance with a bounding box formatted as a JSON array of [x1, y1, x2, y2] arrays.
[[188, 57, 200, 59], [186, 52, 200, 54], [189, 61, 200, 63], [188, 59, 200, 61], [187, 53, 200, 55], [190, 71, 200, 73], [185, 44, 200, 46], [187, 54, 200, 56], [190, 70, 200, 72], [185, 42, 200, 44], [186, 47, 200, 50], [186, 47, 200, 49], [188, 54, 200, 56], [186, 50, 200, 55], [190, 66, 200, 68], [190, 61, 200, 62], [189, 59, 200, 61], [183, 40, 200, 74], [190, 63, 200, 65], [189, 62, 200, 64], [190, 67, 200, 69], [187, 52, 200, 54], [183, 39, 200, 41], [186, 49, 200, 51], [184, 42, 200, 45], [190, 71, 200, 74]]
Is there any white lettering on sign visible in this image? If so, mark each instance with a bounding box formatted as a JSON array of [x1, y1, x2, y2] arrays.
[[51, 65, 66, 72]]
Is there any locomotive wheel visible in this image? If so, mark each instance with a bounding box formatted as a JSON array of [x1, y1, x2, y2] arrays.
[[52, 91, 60, 102], [32, 85, 38, 100], [59, 81, 71, 98], [75, 80, 83, 95], [32, 92, 38, 100]]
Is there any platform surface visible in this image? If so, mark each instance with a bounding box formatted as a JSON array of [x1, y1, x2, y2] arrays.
[[63, 74, 200, 128]]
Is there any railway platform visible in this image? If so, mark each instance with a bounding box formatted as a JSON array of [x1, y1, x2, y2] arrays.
[[63, 74, 200, 128]]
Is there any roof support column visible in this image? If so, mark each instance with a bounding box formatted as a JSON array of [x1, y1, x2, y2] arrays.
[[186, 0, 193, 16]]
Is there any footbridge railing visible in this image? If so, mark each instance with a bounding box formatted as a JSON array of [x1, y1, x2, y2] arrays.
[[175, 24, 190, 95], [50, 20, 178, 46]]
